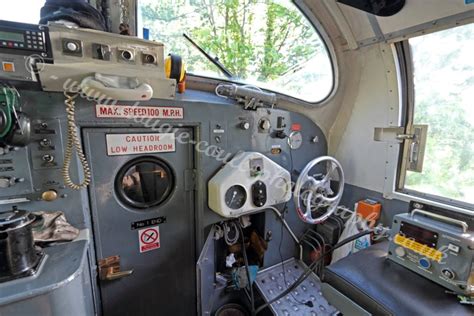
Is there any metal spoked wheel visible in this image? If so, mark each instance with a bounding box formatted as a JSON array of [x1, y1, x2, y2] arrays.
[[293, 156, 345, 224]]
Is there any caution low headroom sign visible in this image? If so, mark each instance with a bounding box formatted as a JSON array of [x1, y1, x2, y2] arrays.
[[106, 133, 175, 156]]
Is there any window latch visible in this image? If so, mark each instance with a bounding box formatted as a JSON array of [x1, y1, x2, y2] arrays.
[[374, 125, 428, 172]]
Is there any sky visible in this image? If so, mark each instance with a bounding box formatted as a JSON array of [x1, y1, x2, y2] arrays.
[[1, 1, 45, 24]]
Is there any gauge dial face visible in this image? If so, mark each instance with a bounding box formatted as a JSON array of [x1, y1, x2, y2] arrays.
[[225, 185, 247, 209], [288, 131, 303, 149]]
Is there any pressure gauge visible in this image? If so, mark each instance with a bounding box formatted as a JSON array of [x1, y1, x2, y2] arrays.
[[225, 185, 247, 209], [288, 131, 303, 149]]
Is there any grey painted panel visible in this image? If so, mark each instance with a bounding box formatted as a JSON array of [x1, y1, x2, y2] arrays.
[[0, 240, 94, 316], [1, 88, 328, 313]]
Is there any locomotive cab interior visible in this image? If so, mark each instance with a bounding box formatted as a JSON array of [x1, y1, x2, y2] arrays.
[[0, 0, 473, 315]]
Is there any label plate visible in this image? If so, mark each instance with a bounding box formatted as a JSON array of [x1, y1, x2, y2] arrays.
[[106, 133, 175, 156], [96, 104, 184, 119]]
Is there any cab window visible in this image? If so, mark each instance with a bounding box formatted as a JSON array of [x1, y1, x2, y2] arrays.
[[137, 0, 334, 103], [400, 23, 474, 207]]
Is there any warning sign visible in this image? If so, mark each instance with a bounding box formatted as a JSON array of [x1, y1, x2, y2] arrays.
[[106, 133, 175, 156], [96, 104, 184, 119], [138, 226, 160, 253]]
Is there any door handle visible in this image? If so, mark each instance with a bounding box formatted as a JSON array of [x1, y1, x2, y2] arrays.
[[103, 267, 134, 281], [99, 255, 134, 281]]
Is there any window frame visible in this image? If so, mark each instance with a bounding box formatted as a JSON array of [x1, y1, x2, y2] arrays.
[[395, 39, 474, 213], [134, 0, 338, 107]]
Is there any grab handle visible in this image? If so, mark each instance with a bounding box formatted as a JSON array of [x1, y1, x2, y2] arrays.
[[411, 209, 468, 233]]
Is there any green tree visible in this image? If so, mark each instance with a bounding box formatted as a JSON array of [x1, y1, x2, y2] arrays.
[[406, 23, 474, 203], [140, 0, 323, 83]]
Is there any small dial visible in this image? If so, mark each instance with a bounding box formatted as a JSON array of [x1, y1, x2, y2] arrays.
[[225, 185, 247, 209], [288, 131, 303, 149]]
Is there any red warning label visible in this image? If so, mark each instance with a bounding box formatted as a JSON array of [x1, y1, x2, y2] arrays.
[[96, 104, 184, 119], [138, 226, 160, 253]]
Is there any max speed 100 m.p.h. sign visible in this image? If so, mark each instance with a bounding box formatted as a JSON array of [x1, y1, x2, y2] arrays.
[[96, 104, 184, 119]]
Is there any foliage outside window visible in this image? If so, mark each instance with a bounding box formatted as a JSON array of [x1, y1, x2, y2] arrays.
[[404, 23, 474, 205], [138, 0, 334, 103]]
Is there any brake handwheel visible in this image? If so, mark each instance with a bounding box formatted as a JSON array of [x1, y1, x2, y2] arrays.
[[293, 156, 344, 224]]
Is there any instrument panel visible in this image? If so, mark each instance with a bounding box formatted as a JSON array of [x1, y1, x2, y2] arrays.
[[208, 152, 292, 218]]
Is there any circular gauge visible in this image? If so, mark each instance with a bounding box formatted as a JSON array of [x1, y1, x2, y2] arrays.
[[225, 185, 247, 209], [288, 131, 303, 149]]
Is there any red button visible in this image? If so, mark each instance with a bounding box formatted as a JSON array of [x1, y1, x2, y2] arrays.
[[291, 123, 302, 131], [7, 42, 13, 47]]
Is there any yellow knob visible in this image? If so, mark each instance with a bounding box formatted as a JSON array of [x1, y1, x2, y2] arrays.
[[42, 190, 58, 202]]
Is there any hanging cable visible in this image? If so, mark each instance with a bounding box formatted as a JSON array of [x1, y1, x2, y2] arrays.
[[62, 91, 91, 190], [277, 205, 312, 307], [236, 220, 255, 315], [223, 221, 240, 246]]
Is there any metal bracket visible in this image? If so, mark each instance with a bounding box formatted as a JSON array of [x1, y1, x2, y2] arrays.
[[374, 126, 412, 143], [374, 125, 428, 172]]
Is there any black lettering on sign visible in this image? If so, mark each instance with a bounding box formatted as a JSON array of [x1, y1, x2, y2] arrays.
[[0, 167, 14, 172], [131, 216, 167, 230], [0, 159, 13, 165]]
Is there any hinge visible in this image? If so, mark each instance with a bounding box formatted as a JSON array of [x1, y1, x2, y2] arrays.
[[374, 125, 428, 172], [184, 169, 197, 191]]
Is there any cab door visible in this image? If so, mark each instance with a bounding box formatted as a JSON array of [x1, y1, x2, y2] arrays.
[[84, 127, 196, 316]]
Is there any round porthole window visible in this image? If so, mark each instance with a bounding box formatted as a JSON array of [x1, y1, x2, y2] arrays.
[[115, 157, 174, 209]]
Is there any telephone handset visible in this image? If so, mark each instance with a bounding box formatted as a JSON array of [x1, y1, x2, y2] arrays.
[[62, 74, 154, 190], [80, 74, 154, 101]]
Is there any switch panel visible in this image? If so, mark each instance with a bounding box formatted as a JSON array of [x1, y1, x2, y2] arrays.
[[30, 119, 63, 170], [0, 148, 33, 198], [252, 180, 267, 207]]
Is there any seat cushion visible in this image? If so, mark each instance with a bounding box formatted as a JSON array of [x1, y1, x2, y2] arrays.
[[323, 241, 473, 316]]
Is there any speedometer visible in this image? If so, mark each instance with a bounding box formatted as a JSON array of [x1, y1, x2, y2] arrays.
[[225, 185, 247, 209]]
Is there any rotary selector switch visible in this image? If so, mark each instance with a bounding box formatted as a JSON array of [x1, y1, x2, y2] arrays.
[[259, 118, 271, 131]]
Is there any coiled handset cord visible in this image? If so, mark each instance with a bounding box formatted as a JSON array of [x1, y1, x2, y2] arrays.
[[62, 91, 91, 190]]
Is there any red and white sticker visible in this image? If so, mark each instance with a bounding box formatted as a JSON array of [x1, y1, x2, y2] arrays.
[[96, 104, 184, 119], [106, 133, 175, 156], [138, 226, 160, 253]]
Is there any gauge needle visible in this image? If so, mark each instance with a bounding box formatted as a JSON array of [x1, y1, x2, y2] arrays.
[[229, 191, 237, 206]]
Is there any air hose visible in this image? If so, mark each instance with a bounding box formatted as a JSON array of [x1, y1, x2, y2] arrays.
[[62, 91, 91, 190]]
